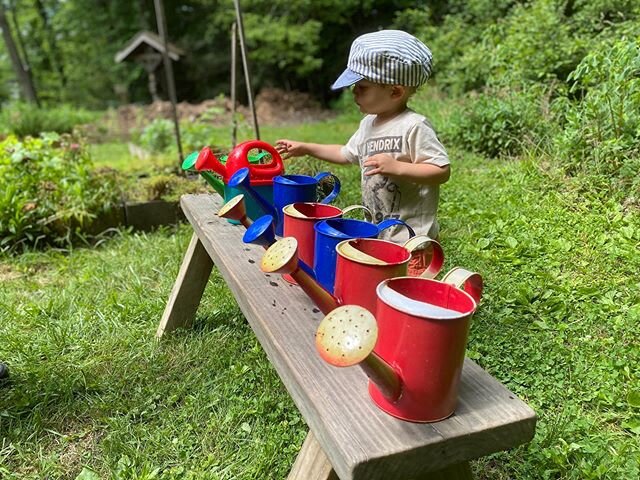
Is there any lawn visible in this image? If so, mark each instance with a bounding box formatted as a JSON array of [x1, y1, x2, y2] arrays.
[[1, 107, 639, 479]]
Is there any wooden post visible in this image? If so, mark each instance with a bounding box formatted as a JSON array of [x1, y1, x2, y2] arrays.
[[153, 0, 184, 164], [156, 233, 213, 337], [232, 0, 260, 140], [231, 22, 238, 147]]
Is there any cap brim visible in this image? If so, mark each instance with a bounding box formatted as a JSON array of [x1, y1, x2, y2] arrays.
[[331, 69, 364, 90]]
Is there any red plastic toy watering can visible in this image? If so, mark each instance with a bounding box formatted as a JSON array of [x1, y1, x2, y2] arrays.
[[195, 140, 283, 183], [315, 269, 483, 423], [195, 140, 284, 222]]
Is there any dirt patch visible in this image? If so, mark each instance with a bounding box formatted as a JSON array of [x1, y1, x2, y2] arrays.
[[57, 429, 103, 478], [94, 87, 334, 141], [0, 263, 23, 282]]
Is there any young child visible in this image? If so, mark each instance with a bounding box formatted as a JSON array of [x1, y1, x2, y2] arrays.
[[276, 30, 450, 273]]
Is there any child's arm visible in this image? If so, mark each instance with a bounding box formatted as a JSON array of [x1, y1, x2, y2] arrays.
[[275, 139, 350, 165], [363, 153, 450, 185]]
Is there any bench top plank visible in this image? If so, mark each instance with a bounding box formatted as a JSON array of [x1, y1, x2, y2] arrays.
[[181, 194, 536, 480]]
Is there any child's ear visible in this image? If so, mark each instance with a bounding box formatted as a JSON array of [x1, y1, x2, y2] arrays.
[[390, 85, 406, 99]]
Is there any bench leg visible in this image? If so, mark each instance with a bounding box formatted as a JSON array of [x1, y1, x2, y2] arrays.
[[156, 233, 214, 338], [287, 431, 339, 480]]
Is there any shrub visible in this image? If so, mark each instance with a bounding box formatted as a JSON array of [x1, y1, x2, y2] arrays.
[[138, 119, 174, 153], [0, 133, 121, 251], [0, 103, 99, 138], [551, 36, 640, 192], [441, 85, 550, 158], [180, 122, 216, 153], [483, 0, 587, 87]]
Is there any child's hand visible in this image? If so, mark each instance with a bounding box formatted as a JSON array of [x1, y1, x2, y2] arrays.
[[276, 139, 306, 159], [363, 153, 402, 177]]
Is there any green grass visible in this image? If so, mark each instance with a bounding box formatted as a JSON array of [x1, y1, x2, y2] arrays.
[[1, 104, 640, 478], [0, 227, 306, 479], [89, 142, 177, 175]]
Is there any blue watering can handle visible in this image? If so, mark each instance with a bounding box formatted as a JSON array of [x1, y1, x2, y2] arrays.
[[314, 172, 341, 204], [376, 219, 416, 238], [341, 205, 373, 222]]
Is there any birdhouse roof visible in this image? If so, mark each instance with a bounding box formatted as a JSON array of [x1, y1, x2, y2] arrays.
[[115, 30, 185, 63]]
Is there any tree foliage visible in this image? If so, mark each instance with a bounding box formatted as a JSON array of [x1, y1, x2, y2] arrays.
[[0, 0, 418, 107]]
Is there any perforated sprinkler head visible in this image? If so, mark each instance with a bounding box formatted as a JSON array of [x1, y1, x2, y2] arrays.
[[315, 305, 378, 367], [260, 237, 299, 275]]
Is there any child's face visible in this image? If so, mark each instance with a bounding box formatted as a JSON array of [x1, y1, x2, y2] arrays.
[[352, 80, 406, 115], [351, 80, 398, 115]]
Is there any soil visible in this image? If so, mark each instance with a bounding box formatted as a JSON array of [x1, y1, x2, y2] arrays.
[[98, 87, 334, 140]]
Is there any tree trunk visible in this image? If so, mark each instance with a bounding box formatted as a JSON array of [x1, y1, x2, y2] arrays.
[[33, 0, 67, 87], [8, 1, 39, 102], [0, 4, 38, 104]]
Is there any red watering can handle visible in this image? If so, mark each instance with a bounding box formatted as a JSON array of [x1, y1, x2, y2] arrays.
[[233, 140, 284, 179], [402, 235, 445, 279], [341, 205, 372, 222], [441, 267, 483, 305]]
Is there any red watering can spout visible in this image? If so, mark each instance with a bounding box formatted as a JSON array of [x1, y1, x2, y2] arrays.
[[260, 238, 340, 314], [195, 146, 228, 178]]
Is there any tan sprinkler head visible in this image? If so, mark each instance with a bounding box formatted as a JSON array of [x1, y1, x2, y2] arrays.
[[260, 237, 299, 274], [315, 304, 402, 401], [316, 305, 378, 367], [218, 194, 250, 226]]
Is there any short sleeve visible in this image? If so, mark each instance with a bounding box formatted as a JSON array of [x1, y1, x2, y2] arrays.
[[341, 119, 367, 165], [406, 120, 449, 167]]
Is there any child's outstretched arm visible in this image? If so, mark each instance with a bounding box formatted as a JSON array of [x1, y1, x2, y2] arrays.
[[362, 153, 450, 185], [275, 139, 349, 165]]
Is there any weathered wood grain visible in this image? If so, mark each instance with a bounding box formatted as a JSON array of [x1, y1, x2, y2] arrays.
[[179, 194, 537, 480]]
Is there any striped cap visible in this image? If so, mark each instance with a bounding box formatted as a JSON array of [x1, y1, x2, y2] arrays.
[[331, 30, 433, 90]]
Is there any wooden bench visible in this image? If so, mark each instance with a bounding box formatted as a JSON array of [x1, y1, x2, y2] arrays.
[[157, 194, 537, 480]]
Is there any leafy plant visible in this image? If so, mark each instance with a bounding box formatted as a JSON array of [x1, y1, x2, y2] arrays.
[[0, 133, 121, 251], [552, 36, 640, 190], [138, 119, 175, 154], [442, 85, 550, 158]]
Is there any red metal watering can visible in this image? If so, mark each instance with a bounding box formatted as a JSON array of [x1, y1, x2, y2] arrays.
[[282, 202, 371, 284], [259, 236, 444, 315], [315, 270, 483, 423]]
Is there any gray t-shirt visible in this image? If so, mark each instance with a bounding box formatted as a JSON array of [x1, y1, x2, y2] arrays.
[[341, 109, 449, 242]]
